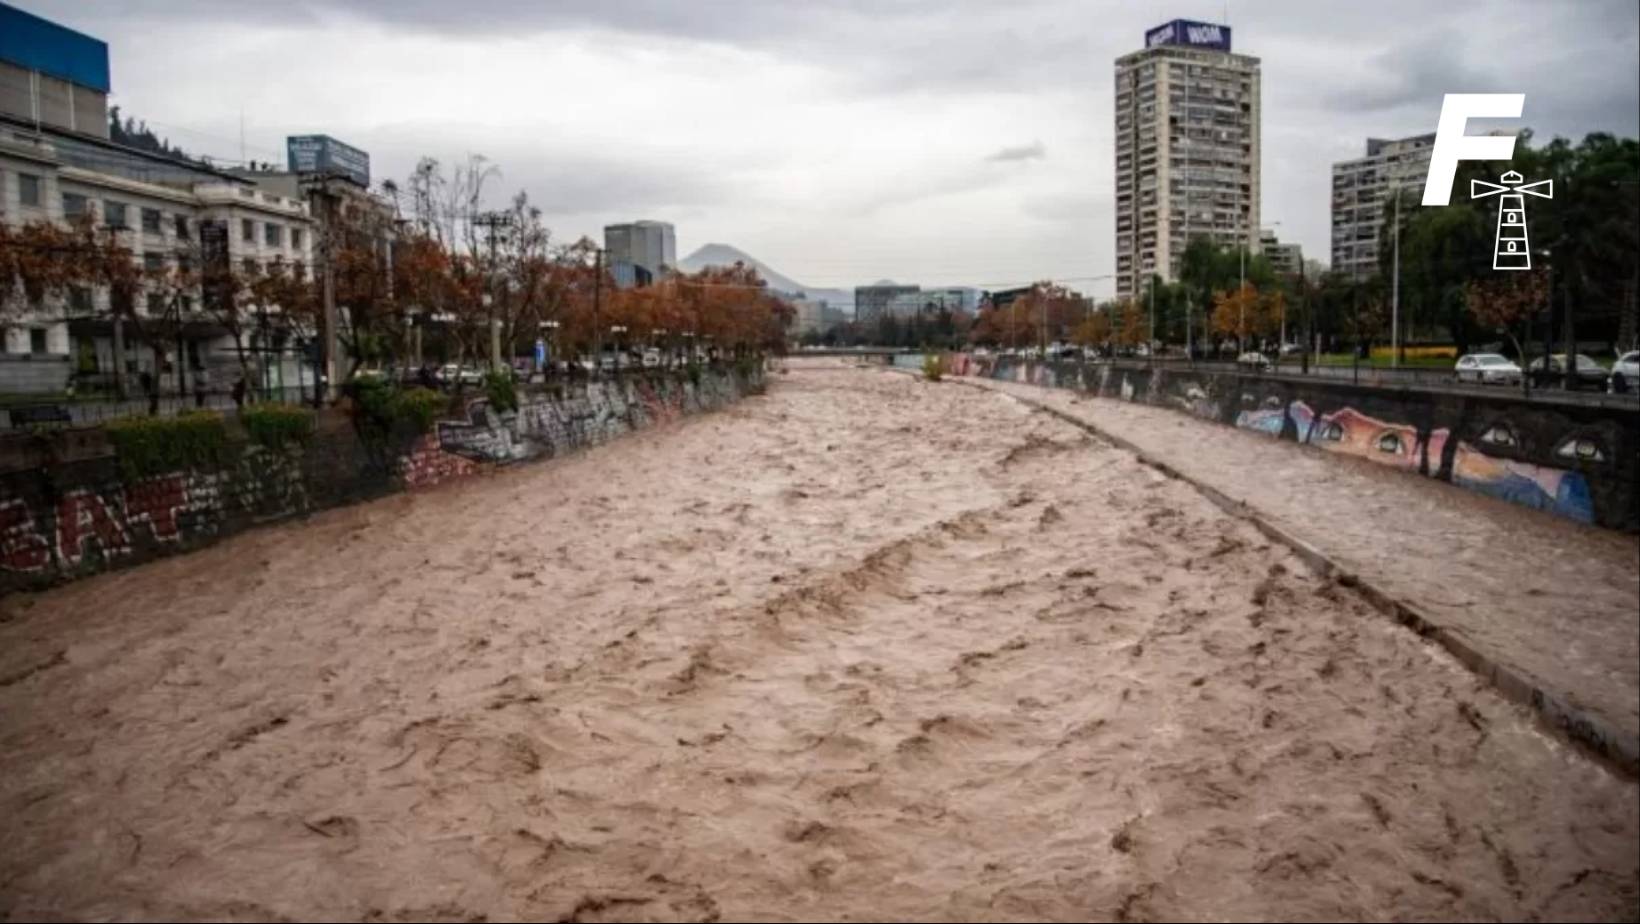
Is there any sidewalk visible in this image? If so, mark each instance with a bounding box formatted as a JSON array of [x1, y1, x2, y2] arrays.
[[960, 374, 1640, 770]]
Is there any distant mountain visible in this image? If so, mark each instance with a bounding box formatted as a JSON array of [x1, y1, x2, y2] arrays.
[[679, 243, 853, 309]]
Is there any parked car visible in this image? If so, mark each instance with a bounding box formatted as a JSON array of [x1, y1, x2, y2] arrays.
[[1236, 351, 1274, 372], [1454, 352, 1522, 386], [642, 349, 662, 368], [1527, 353, 1607, 386], [1608, 350, 1639, 393], [438, 364, 485, 386]]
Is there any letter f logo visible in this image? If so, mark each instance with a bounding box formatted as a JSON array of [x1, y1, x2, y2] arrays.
[[1421, 94, 1524, 206]]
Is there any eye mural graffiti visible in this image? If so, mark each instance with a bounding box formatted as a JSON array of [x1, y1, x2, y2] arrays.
[[930, 353, 1633, 530]]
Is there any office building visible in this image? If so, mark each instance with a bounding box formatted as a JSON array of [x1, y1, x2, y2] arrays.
[[854, 284, 919, 323], [1114, 19, 1261, 299], [1330, 133, 1435, 280], [604, 220, 675, 288]]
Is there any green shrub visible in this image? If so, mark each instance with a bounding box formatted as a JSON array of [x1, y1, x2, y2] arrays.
[[483, 369, 518, 413], [349, 380, 449, 447], [106, 411, 229, 480], [395, 387, 448, 433], [241, 404, 316, 451], [734, 354, 760, 380], [922, 353, 945, 382]]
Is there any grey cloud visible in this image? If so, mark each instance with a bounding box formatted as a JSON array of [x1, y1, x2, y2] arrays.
[[24, 0, 1637, 285], [357, 125, 734, 218], [987, 140, 1045, 162], [1324, 30, 1503, 113]]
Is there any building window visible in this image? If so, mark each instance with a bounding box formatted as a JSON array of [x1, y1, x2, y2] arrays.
[[30, 329, 48, 354], [68, 287, 92, 314], [242, 258, 258, 276], [293, 261, 306, 281], [177, 255, 194, 275], [141, 208, 162, 233], [147, 292, 165, 315], [291, 228, 304, 250], [175, 214, 190, 238], [19, 173, 41, 207], [62, 193, 88, 220], [144, 253, 165, 274], [264, 223, 283, 247], [242, 218, 255, 241], [105, 200, 128, 229]]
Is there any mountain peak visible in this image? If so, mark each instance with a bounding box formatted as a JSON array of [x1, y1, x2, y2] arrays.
[[679, 243, 853, 308]]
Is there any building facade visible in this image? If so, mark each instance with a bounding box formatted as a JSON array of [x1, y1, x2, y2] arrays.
[[1114, 19, 1261, 300], [1330, 133, 1434, 281], [0, 2, 109, 140], [604, 220, 675, 288], [0, 6, 315, 397], [854, 284, 919, 323], [1259, 228, 1303, 277]]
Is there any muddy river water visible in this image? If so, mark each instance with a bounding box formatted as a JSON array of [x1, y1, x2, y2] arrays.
[[1, 360, 1635, 921]]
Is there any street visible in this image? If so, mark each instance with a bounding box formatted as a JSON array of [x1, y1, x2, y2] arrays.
[[1, 359, 1635, 921]]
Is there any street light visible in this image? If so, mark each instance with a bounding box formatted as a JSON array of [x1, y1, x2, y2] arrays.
[[538, 319, 560, 376], [609, 324, 628, 372]]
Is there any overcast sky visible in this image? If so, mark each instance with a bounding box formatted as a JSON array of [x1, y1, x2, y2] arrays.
[[25, 0, 1640, 296]]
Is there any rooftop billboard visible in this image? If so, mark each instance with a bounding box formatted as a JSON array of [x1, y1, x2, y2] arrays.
[[286, 134, 371, 188], [1145, 19, 1232, 52]]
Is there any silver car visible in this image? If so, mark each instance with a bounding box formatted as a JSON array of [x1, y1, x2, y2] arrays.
[[1608, 350, 1638, 393], [1455, 353, 1522, 385]]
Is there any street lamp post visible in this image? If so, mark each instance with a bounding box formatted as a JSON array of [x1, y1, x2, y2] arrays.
[[609, 325, 628, 373], [539, 319, 560, 377], [1391, 185, 1402, 369]]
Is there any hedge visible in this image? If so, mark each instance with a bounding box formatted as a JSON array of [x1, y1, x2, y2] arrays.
[[241, 404, 316, 451], [105, 411, 229, 480]]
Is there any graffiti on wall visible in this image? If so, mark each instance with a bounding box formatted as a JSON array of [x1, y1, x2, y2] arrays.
[[0, 462, 298, 576], [942, 352, 1616, 528], [402, 373, 747, 488]]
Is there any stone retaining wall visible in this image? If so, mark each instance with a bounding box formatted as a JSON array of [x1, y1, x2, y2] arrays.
[[0, 367, 760, 594]]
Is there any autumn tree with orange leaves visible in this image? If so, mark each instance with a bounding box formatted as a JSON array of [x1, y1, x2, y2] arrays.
[[1465, 268, 1547, 365]]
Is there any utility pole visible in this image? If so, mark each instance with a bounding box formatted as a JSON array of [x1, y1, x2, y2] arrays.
[[592, 248, 604, 379], [1391, 186, 1401, 369], [474, 211, 513, 370], [300, 175, 339, 408], [1148, 272, 1155, 354], [1299, 259, 1310, 375], [1040, 290, 1048, 359]]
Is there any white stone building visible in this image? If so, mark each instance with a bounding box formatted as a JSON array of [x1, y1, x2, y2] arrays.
[[0, 125, 315, 396]]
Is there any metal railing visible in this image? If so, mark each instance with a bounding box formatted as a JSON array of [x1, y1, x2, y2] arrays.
[[2, 385, 313, 430]]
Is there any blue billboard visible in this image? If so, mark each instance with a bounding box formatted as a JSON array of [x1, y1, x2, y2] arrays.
[[286, 134, 371, 188], [0, 2, 111, 92], [1145, 19, 1232, 52]]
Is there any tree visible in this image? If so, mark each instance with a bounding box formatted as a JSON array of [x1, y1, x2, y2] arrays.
[[1466, 269, 1548, 364], [1116, 298, 1147, 349], [1071, 305, 1113, 352]]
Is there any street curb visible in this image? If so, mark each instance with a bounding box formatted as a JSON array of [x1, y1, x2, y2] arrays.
[[939, 372, 1640, 778]]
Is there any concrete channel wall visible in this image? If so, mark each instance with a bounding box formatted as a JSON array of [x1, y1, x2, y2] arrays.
[[0, 367, 761, 594], [931, 354, 1638, 532]]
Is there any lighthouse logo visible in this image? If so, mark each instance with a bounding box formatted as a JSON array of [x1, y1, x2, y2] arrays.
[[1471, 170, 1553, 270]]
